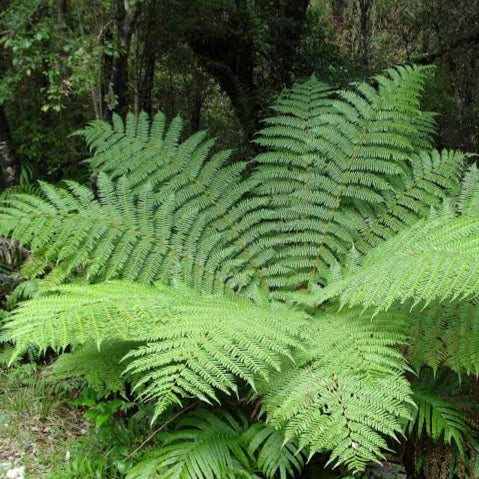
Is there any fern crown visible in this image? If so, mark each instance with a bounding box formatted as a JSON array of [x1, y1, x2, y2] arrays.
[[2, 65, 477, 473]]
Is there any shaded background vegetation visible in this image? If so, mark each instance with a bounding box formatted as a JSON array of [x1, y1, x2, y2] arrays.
[[1, 0, 478, 187]]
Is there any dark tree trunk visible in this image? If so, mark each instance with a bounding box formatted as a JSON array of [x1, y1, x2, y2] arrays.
[[188, 20, 260, 138], [105, 0, 141, 120], [190, 86, 204, 133], [138, 49, 156, 114], [0, 106, 19, 189], [358, 0, 373, 67], [56, 0, 68, 27], [137, 0, 159, 115], [187, 0, 309, 139], [332, 0, 346, 30], [267, 0, 310, 89]]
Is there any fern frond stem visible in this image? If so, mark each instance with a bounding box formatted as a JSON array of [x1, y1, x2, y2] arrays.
[[123, 400, 200, 463]]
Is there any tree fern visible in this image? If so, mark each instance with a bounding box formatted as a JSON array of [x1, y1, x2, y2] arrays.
[[0, 65, 472, 473]]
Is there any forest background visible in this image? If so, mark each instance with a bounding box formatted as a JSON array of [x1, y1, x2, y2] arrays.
[[1, 0, 478, 186]]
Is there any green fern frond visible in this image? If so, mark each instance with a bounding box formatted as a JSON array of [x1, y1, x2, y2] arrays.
[[409, 370, 469, 454], [0, 173, 261, 292], [3, 281, 307, 418], [81, 111, 183, 188], [262, 309, 412, 472], [78, 114, 279, 296], [313, 214, 479, 312], [353, 149, 464, 251], [49, 340, 137, 395], [252, 65, 438, 292], [407, 301, 479, 375], [127, 408, 302, 479], [455, 163, 479, 216], [0, 173, 170, 285], [244, 423, 304, 479], [126, 408, 252, 479]]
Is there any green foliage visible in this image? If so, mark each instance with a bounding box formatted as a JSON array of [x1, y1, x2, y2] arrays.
[[243, 423, 304, 479], [49, 340, 137, 395], [127, 409, 252, 479], [353, 149, 464, 251], [313, 214, 479, 312], [251, 65, 442, 293], [407, 301, 479, 375], [127, 408, 303, 479], [408, 369, 470, 454], [0, 174, 171, 285], [82, 112, 191, 190]]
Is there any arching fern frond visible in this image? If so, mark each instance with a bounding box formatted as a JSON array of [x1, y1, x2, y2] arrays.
[[252, 65, 438, 293], [3, 281, 307, 418], [126, 408, 252, 479], [0, 172, 266, 294], [261, 309, 411, 472], [14, 123, 340, 299], [312, 215, 479, 312], [81, 111, 184, 187]]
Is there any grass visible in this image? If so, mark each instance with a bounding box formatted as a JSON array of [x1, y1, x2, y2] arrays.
[[0, 363, 91, 479]]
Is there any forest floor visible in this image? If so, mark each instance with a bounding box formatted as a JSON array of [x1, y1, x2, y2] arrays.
[[0, 364, 89, 478]]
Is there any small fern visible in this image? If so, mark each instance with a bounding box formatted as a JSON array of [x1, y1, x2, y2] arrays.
[[127, 408, 303, 479], [49, 340, 137, 395], [126, 408, 252, 479], [408, 369, 469, 455]]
